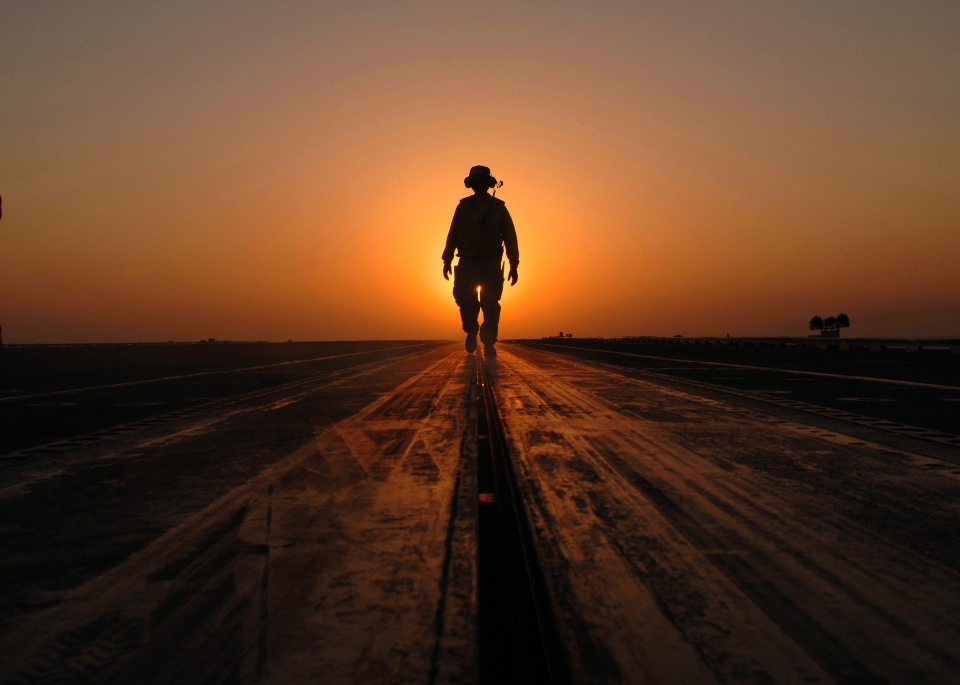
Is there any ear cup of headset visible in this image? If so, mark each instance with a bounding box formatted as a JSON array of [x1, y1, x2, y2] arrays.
[[463, 170, 497, 189]]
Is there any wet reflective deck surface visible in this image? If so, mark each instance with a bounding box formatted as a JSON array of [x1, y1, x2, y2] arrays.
[[1, 342, 958, 684]]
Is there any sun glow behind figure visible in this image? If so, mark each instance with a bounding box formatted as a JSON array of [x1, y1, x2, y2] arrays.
[[0, 3, 958, 342]]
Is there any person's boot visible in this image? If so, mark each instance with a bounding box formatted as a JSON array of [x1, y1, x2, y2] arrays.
[[483, 342, 497, 358], [465, 331, 478, 354]]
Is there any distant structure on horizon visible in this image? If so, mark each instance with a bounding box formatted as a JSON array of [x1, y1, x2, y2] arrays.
[[809, 313, 851, 338], [556, 332, 573, 338]]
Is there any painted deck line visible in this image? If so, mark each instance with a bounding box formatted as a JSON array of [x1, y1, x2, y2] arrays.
[[0, 342, 444, 402], [531, 341, 960, 391]]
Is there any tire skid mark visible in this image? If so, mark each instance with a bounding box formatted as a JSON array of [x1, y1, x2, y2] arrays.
[[524, 349, 960, 594], [255, 484, 273, 679], [2, 347, 440, 466], [511, 345, 960, 572], [499, 354, 819, 684], [495, 347, 960, 684], [0, 348, 447, 499], [589, 438, 884, 685], [0, 349, 476, 685], [524, 343, 960, 457], [148, 504, 249, 582], [1, 342, 444, 403]]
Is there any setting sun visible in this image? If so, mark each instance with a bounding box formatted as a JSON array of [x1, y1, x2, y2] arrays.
[[2, 5, 959, 684], [1, 3, 957, 342]]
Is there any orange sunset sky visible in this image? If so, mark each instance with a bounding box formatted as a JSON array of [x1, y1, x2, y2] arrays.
[[1, 2, 958, 343]]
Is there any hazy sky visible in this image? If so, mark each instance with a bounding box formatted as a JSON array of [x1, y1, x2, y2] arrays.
[[2, 1, 958, 342]]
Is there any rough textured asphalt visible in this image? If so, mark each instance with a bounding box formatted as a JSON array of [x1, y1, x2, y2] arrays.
[[494, 345, 960, 684], [1, 341, 958, 684], [0, 343, 451, 630], [519, 339, 960, 440], [0, 341, 443, 455]]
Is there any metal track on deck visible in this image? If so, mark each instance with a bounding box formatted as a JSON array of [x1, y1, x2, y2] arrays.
[[475, 358, 568, 685]]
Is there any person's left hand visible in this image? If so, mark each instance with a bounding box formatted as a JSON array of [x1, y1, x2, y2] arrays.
[[508, 265, 519, 286], [443, 262, 452, 281]]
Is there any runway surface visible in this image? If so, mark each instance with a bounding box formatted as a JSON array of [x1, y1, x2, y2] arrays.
[[495, 345, 960, 684], [520, 340, 960, 441], [1, 342, 958, 684]]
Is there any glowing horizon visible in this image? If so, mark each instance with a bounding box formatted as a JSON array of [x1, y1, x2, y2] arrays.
[[1, 2, 958, 343]]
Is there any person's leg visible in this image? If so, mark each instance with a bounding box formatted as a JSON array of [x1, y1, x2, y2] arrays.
[[453, 262, 481, 352], [478, 263, 505, 350]]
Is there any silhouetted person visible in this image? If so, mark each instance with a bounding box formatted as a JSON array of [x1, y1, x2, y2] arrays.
[[442, 166, 519, 357]]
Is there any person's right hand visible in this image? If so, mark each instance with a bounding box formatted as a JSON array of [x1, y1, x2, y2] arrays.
[[443, 262, 452, 281]]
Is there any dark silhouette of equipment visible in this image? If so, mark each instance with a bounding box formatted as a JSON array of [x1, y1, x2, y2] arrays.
[[810, 313, 851, 338]]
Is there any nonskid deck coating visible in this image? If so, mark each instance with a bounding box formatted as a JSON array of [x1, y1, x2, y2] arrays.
[[1, 345, 959, 683], [495, 344, 960, 684], [0, 347, 478, 685]]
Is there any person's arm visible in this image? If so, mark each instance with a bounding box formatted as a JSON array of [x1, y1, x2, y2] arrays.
[[501, 204, 520, 285], [441, 204, 461, 280]]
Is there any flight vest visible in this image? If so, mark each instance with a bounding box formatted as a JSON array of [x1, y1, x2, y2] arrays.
[[455, 197, 506, 260]]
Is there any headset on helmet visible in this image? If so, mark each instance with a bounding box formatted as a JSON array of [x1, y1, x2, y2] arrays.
[[464, 165, 497, 189]]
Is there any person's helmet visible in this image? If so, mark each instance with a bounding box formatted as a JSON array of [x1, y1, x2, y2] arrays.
[[464, 165, 497, 189]]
